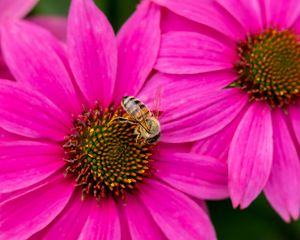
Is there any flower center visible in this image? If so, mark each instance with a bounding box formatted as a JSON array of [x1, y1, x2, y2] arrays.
[[63, 104, 153, 200], [232, 29, 300, 108]]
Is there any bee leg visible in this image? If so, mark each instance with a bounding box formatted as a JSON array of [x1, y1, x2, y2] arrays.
[[134, 127, 142, 143], [126, 120, 137, 125], [134, 127, 139, 136], [108, 117, 136, 125], [136, 134, 142, 144], [116, 117, 137, 124], [112, 117, 128, 123]]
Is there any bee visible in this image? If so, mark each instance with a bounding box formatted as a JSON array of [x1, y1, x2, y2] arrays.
[[120, 96, 160, 144]]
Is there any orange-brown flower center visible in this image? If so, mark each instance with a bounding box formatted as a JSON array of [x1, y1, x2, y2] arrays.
[[232, 29, 300, 109], [63, 104, 153, 201]]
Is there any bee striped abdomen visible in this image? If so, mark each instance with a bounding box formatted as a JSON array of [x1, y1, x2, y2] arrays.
[[122, 96, 151, 121], [121, 96, 161, 144]]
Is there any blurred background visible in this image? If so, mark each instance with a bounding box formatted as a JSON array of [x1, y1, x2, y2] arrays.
[[31, 0, 300, 239]]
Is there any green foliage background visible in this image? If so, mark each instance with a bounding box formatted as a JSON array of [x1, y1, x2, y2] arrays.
[[31, 0, 300, 239]]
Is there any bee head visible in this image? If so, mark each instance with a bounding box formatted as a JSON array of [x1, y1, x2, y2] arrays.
[[146, 133, 160, 144]]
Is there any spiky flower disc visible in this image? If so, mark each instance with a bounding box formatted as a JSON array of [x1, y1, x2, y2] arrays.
[[233, 29, 300, 108], [63, 104, 153, 200]]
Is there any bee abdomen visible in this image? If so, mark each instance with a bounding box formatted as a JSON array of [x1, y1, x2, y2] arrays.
[[122, 96, 150, 120]]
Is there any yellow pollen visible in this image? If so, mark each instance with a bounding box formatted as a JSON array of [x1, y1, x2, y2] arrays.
[[230, 28, 300, 109], [63, 104, 154, 201]]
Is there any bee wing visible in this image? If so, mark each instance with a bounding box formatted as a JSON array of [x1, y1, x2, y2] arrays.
[[138, 109, 152, 133], [127, 114, 150, 133], [139, 119, 152, 132], [153, 85, 162, 119]]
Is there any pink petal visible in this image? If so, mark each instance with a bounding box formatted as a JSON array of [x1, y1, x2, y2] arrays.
[[78, 198, 121, 240], [0, 81, 71, 141], [0, 51, 14, 80], [140, 180, 216, 240], [192, 108, 245, 162], [0, 176, 73, 240], [264, 110, 300, 222], [228, 102, 273, 208], [0, 140, 64, 193], [263, 0, 300, 28], [161, 7, 204, 32], [157, 142, 193, 154], [160, 89, 248, 143], [1, 20, 81, 115], [216, 0, 263, 34], [0, 171, 62, 204], [138, 70, 238, 109], [0, 0, 38, 22], [114, 1, 160, 102], [152, 0, 245, 40], [0, 64, 13, 80], [118, 206, 131, 240], [293, 18, 300, 36], [123, 195, 166, 240], [154, 151, 228, 199], [68, 0, 117, 108], [194, 199, 209, 214], [160, 8, 235, 49], [155, 31, 236, 74], [0, 127, 25, 142], [31, 193, 92, 240], [29, 16, 67, 42], [289, 104, 300, 145]]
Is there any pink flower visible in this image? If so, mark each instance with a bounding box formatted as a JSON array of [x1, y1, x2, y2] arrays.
[[150, 0, 300, 222], [0, 0, 38, 79], [0, 0, 67, 80], [0, 0, 228, 239], [0, 0, 38, 22]]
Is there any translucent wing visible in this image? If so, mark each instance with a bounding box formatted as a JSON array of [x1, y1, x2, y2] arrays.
[[130, 104, 152, 133], [153, 85, 162, 119], [137, 86, 162, 133]]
